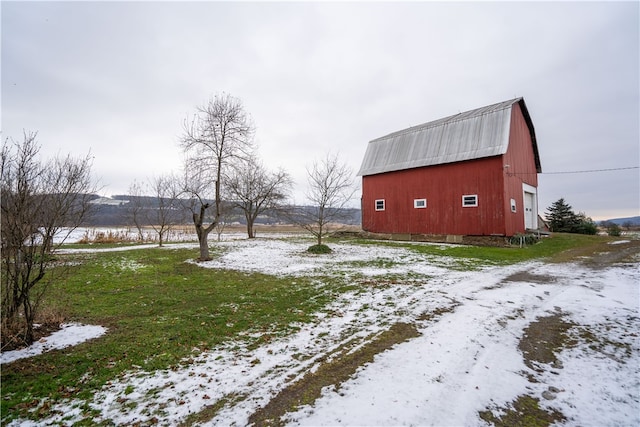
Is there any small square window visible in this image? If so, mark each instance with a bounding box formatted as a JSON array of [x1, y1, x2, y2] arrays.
[[375, 199, 385, 211], [510, 198, 517, 213], [414, 199, 427, 208], [462, 194, 478, 207]]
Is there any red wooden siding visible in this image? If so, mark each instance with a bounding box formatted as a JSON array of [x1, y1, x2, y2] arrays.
[[362, 156, 507, 236], [502, 102, 539, 236], [361, 102, 539, 237]]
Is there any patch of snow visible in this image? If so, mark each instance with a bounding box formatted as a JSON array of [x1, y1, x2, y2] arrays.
[[196, 238, 454, 278], [1, 323, 107, 364], [101, 257, 147, 272], [609, 240, 631, 245]]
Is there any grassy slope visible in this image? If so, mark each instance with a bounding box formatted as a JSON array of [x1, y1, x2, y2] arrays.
[[0, 233, 618, 424]]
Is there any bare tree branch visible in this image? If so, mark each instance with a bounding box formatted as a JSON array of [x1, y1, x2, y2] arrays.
[[290, 152, 356, 246], [180, 93, 255, 260], [1, 131, 97, 348], [147, 173, 184, 246], [129, 174, 185, 246], [224, 155, 293, 238], [126, 179, 146, 241]]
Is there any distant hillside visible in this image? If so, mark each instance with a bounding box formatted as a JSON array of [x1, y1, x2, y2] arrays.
[[86, 195, 361, 227], [599, 216, 640, 226]]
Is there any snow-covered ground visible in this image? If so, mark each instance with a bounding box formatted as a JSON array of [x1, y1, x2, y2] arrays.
[[5, 236, 639, 426], [0, 324, 107, 364]]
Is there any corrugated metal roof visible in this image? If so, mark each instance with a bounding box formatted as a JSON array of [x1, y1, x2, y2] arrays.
[[358, 98, 537, 176]]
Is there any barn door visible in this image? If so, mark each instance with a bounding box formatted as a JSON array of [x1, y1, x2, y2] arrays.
[[522, 184, 537, 230]]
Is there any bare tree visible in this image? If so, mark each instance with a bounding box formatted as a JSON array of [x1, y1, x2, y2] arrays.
[[225, 155, 292, 238], [214, 201, 233, 242], [126, 179, 146, 241], [1, 132, 96, 348], [180, 93, 255, 260], [127, 175, 186, 245], [181, 155, 217, 256], [146, 173, 184, 246], [293, 153, 356, 247]]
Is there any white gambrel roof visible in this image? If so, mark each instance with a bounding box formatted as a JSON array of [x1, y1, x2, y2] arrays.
[[358, 98, 540, 176]]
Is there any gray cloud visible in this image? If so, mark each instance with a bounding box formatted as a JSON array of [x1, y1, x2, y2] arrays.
[[2, 1, 638, 219]]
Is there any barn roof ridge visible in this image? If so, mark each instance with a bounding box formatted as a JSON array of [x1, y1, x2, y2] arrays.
[[371, 97, 522, 143], [358, 97, 539, 177]]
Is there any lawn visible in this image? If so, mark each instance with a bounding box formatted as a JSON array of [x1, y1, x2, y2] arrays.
[[2, 244, 351, 424], [0, 232, 630, 425], [356, 232, 612, 266]]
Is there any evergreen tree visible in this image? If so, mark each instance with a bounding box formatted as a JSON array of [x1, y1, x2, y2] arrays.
[[545, 198, 598, 234], [545, 198, 578, 232]]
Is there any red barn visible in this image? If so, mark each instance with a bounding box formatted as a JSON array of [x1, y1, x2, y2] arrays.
[[358, 98, 541, 239]]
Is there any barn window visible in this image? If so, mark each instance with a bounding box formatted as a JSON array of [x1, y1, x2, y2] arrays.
[[462, 194, 478, 207], [414, 198, 427, 209], [375, 199, 385, 211], [510, 198, 517, 213]]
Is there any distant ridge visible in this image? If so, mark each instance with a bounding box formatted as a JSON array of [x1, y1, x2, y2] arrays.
[[84, 194, 362, 227], [599, 216, 640, 226]]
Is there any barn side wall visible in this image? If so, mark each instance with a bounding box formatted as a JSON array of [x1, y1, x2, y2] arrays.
[[502, 102, 540, 236], [361, 156, 508, 236]]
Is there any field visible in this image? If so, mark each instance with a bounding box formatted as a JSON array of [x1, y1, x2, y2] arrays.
[[1, 231, 639, 426]]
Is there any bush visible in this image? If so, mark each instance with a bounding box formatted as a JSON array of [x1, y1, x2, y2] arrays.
[[307, 244, 332, 254], [605, 222, 622, 237], [77, 229, 141, 244], [509, 233, 540, 247], [574, 218, 598, 235]]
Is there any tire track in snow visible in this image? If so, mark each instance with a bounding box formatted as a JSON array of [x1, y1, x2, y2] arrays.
[[284, 262, 639, 426]]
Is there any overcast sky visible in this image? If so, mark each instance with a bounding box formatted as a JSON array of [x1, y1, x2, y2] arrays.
[[2, 1, 638, 220]]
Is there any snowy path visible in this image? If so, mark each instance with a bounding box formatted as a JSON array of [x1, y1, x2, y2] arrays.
[[286, 263, 639, 426], [6, 238, 639, 426]]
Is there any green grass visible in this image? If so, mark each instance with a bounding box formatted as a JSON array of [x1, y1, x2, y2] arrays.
[[353, 233, 615, 265], [1, 247, 344, 424], [1, 233, 612, 424]]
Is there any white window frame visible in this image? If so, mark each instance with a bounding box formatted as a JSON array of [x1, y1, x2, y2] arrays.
[[375, 199, 385, 211], [414, 198, 427, 209], [462, 194, 478, 207], [510, 198, 517, 213]]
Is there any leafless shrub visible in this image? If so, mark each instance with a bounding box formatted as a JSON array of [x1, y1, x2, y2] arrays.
[[287, 152, 356, 246], [1, 131, 96, 347]]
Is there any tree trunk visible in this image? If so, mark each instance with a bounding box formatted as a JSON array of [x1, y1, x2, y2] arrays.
[[194, 222, 213, 261], [22, 297, 35, 345], [193, 203, 215, 261], [246, 215, 255, 239], [198, 229, 211, 261]]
